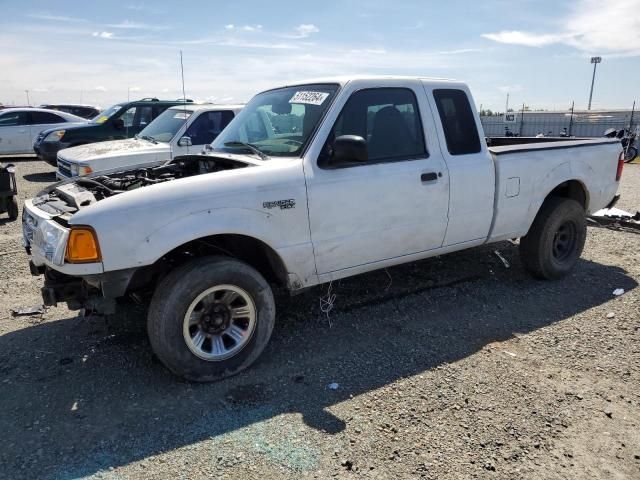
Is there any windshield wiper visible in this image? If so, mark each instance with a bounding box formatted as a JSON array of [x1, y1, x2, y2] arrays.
[[223, 141, 269, 161], [136, 134, 158, 144]]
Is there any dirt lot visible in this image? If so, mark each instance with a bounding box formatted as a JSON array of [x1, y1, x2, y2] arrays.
[[0, 158, 639, 480]]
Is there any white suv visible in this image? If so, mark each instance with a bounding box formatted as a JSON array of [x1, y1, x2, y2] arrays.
[[55, 104, 243, 179]]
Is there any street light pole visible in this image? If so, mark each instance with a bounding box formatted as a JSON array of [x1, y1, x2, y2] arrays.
[[587, 56, 601, 110]]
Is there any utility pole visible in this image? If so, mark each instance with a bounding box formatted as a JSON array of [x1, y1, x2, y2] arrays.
[[505, 93, 510, 113], [587, 56, 601, 110], [25, 90, 30, 106], [568, 101, 575, 137]]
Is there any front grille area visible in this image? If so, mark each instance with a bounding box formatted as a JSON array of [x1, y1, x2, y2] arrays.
[[57, 158, 72, 177]]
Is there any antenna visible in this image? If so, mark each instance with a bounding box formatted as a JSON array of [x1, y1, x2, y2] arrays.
[[179, 50, 190, 152], [180, 50, 187, 104]]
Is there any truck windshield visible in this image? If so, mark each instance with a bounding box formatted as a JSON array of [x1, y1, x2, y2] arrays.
[[91, 104, 122, 124], [212, 84, 339, 157], [138, 108, 193, 143]]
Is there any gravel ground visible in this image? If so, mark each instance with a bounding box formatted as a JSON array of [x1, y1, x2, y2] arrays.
[[0, 157, 639, 480]]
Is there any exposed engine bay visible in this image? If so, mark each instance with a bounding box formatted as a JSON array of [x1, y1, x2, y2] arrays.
[[32, 155, 252, 220]]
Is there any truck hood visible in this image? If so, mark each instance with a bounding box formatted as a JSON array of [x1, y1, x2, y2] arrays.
[[30, 153, 264, 221], [58, 138, 170, 164], [40, 121, 99, 137]]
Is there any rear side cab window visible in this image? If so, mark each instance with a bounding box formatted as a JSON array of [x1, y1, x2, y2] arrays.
[[0, 112, 28, 126], [30, 111, 64, 124], [432, 89, 481, 155], [322, 87, 427, 167], [137, 105, 154, 126]]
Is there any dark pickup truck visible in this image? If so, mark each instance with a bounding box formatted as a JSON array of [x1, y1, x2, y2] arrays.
[[34, 98, 194, 165]]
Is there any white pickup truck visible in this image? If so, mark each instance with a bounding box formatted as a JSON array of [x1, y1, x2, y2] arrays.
[[23, 76, 623, 382], [55, 104, 242, 179]]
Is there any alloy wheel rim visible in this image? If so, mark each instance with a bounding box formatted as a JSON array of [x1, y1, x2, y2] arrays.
[[182, 284, 257, 361]]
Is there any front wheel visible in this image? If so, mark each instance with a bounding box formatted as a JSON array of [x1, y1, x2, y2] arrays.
[[624, 146, 638, 163], [147, 256, 275, 382], [519, 197, 586, 280]]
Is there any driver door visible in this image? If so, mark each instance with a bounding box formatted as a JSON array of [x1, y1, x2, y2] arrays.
[[304, 82, 450, 275]]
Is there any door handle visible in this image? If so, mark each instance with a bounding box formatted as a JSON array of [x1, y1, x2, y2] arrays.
[[421, 172, 440, 182]]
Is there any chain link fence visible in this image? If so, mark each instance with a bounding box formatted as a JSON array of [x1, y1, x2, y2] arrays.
[[480, 106, 638, 138]]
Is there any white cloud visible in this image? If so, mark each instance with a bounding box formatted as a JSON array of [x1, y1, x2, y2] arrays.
[[92, 31, 114, 39], [498, 85, 523, 93], [224, 24, 262, 32], [93, 86, 107, 92], [32, 87, 49, 93], [28, 13, 89, 23], [129, 86, 141, 92], [482, 31, 570, 48], [106, 20, 168, 30], [482, 0, 640, 55], [285, 24, 320, 39]]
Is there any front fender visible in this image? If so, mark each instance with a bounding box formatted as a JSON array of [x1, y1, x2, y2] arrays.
[[139, 206, 277, 263], [117, 205, 317, 288]]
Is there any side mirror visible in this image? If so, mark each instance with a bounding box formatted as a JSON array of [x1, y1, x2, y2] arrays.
[[332, 135, 368, 164], [178, 136, 192, 147], [112, 118, 124, 130]]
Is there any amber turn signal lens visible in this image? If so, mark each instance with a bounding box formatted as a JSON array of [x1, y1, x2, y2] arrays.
[[66, 227, 101, 263]]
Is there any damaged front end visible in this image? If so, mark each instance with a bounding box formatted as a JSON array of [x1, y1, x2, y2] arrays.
[[24, 154, 254, 314]]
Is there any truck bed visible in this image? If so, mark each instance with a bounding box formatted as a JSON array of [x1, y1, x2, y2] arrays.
[[487, 136, 617, 152], [486, 137, 621, 243]]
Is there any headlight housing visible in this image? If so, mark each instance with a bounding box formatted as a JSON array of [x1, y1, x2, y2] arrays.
[[70, 163, 93, 176], [44, 130, 66, 142], [33, 220, 69, 266]]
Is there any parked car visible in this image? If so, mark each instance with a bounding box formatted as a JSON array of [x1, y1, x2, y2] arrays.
[[0, 108, 86, 155], [23, 76, 622, 382], [33, 98, 195, 166], [39, 104, 101, 120], [55, 104, 243, 179]]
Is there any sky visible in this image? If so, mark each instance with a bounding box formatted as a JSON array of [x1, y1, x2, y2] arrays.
[[0, 0, 639, 112]]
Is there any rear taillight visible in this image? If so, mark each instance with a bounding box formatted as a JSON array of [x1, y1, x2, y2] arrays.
[[616, 151, 624, 181]]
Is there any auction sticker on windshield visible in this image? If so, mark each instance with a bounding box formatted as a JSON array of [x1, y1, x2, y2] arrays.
[[289, 91, 329, 105]]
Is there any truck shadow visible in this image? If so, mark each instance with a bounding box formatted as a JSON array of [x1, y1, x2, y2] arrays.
[[0, 243, 636, 479]]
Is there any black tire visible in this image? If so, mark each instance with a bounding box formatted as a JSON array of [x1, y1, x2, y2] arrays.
[[519, 197, 586, 280], [147, 256, 275, 382], [624, 146, 638, 163], [7, 196, 18, 220]]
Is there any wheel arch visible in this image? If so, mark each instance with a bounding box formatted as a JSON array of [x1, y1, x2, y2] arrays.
[[139, 233, 290, 290], [523, 175, 589, 237]]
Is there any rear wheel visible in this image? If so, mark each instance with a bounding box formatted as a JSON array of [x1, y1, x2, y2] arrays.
[[624, 146, 638, 163], [520, 197, 586, 280], [7, 196, 18, 220], [147, 256, 275, 382]]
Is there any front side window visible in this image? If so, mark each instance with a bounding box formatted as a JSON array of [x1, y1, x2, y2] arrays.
[[120, 107, 137, 127], [0, 111, 28, 127], [212, 84, 339, 157], [433, 89, 481, 155], [138, 108, 193, 143], [92, 104, 122, 124], [185, 110, 235, 145], [30, 111, 64, 124], [322, 87, 427, 165]]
